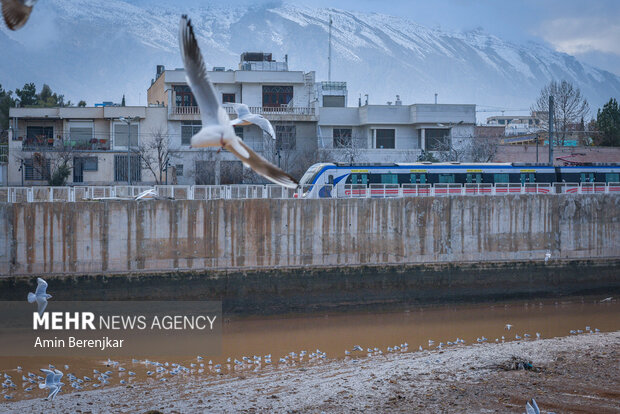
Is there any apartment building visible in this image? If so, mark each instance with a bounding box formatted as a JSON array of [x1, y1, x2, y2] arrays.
[[318, 101, 476, 163], [147, 52, 319, 185], [7, 105, 167, 186]]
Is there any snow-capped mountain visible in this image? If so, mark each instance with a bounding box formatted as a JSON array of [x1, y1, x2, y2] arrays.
[[1, 0, 619, 118]]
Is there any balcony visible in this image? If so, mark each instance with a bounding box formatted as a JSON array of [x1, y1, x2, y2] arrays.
[[169, 105, 317, 121], [20, 133, 112, 152]]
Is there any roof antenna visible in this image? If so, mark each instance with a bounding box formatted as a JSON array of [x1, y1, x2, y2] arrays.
[[328, 15, 333, 81]]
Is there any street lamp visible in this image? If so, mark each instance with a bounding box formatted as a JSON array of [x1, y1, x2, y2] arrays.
[[119, 116, 140, 185]]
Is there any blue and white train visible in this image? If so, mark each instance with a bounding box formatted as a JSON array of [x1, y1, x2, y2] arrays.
[[298, 162, 620, 198]]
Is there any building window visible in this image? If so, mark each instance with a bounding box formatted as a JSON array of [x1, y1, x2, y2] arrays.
[[114, 155, 141, 182], [113, 123, 139, 148], [234, 126, 243, 139], [375, 129, 395, 149], [68, 122, 94, 150], [323, 95, 345, 107], [425, 129, 450, 151], [222, 93, 235, 103], [24, 157, 50, 181], [174, 85, 196, 107], [181, 121, 202, 146], [195, 160, 214, 185], [25, 126, 53, 148], [220, 161, 243, 185], [175, 164, 184, 177], [333, 128, 352, 148], [275, 124, 296, 150], [262, 85, 293, 107]]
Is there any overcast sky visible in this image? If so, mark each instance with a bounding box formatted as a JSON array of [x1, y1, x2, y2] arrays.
[[144, 0, 620, 75]]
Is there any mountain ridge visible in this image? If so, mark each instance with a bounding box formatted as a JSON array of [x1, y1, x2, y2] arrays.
[[1, 0, 618, 119]]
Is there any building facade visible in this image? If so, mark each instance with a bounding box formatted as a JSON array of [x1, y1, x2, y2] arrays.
[[7, 52, 478, 186], [146, 53, 319, 185], [7, 106, 167, 186]]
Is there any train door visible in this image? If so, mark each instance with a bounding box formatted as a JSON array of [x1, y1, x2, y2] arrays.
[[466, 173, 482, 183], [410, 174, 427, 184], [520, 173, 535, 184], [580, 172, 594, 183]]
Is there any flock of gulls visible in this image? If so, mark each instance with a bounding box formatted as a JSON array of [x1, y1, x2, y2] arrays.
[[1, 275, 607, 405]]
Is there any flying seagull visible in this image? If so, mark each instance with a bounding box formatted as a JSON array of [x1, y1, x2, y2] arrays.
[[525, 398, 540, 414], [178, 15, 298, 189], [229, 103, 276, 140], [39, 368, 63, 401], [27, 277, 51, 316], [1, 0, 37, 30]]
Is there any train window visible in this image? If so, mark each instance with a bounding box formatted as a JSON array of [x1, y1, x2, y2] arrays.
[[328, 175, 334, 185], [381, 174, 397, 184], [494, 173, 509, 183], [361, 174, 368, 185], [606, 173, 619, 183], [438, 174, 455, 183], [580, 173, 594, 183]]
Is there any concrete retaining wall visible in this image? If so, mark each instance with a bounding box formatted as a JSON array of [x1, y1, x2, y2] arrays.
[[1, 195, 619, 276]]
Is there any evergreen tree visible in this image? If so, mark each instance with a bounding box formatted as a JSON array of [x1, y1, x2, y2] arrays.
[[15, 82, 37, 106], [596, 98, 620, 146], [121, 94, 126, 107], [0, 84, 15, 130], [78, 100, 87, 107]]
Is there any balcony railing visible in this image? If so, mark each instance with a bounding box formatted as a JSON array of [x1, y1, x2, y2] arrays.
[[172, 105, 315, 117], [18, 133, 115, 151]]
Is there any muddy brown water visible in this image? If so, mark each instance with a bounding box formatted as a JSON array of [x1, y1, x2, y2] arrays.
[[1, 297, 618, 402]]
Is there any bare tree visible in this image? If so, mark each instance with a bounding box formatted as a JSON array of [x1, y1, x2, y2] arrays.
[[16, 141, 74, 186], [134, 129, 178, 185], [531, 80, 590, 145], [469, 136, 500, 162]]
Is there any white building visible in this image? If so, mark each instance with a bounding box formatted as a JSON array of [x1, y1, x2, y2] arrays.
[[318, 102, 476, 163], [147, 52, 319, 185], [6, 52, 477, 186], [7, 105, 167, 186]]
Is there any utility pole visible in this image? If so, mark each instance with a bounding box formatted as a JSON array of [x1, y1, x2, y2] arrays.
[[119, 116, 140, 185], [548, 96, 554, 165], [328, 15, 332, 82]]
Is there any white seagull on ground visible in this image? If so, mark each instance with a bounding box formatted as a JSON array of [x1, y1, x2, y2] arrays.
[[229, 103, 276, 140], [27, 277, 51, 315], [1, 0, 36, 30], [178, 15, 298, 189]]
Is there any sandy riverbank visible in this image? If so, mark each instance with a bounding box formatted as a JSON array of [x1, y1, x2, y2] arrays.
[[1, 331, 618, 413]]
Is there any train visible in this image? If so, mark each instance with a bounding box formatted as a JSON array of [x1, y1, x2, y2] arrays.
[[297, 162, 620, 198]]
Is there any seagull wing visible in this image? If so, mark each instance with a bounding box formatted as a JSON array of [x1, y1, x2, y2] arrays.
[[36, 296, 48, 315], [1, 0, 33, 31], [53, 370, 63, 383], [231, 103, 250, 119], [225, 139, 298, 189], [246, 114, 276, 140], [178, 15, 229, 128], [40, 369, 54, 386], [525, 401, 537, 414], [35, 277, 48, 295]]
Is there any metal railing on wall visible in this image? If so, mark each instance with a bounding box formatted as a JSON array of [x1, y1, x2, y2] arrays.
[[1, 183, 619, 203]]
